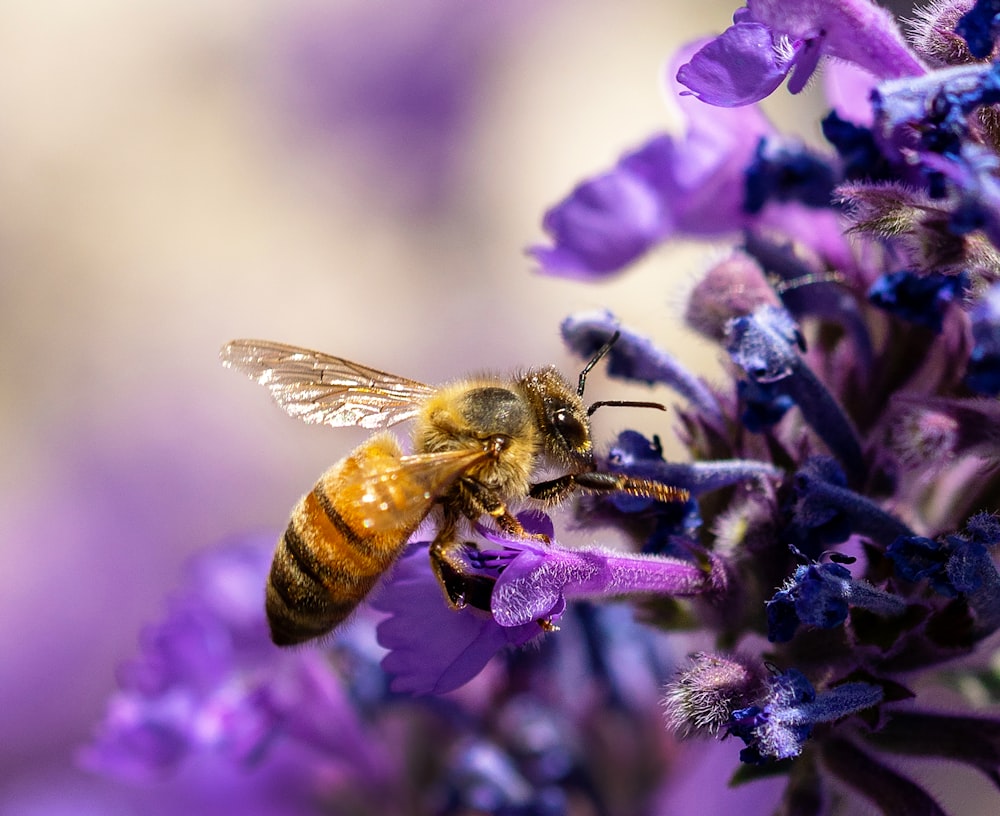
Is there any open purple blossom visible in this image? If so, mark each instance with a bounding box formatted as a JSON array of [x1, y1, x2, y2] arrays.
[[676, 0, 925, 107], [472, 511, 727, 629], [373, 540, 542, 696], [372, 512, 724, 694]]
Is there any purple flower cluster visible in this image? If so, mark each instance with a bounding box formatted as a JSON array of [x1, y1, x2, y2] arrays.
[[85, 1, 1000, 814]]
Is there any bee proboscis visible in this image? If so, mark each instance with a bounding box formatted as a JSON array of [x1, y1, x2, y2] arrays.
[[221, 337, 688, 645]]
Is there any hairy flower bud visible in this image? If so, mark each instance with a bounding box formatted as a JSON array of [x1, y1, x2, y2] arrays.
[[909, 0, 985, 66], [662, 653, 767, 738]]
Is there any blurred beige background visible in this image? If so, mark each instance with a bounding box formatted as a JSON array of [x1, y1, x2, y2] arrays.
[[0, 0, 735, 802]]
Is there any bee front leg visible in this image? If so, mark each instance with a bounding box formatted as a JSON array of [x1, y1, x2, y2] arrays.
[[530, 471, 689, 504]]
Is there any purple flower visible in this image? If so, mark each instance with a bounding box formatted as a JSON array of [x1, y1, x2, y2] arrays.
[[81, 534, 388, 785], [374, 512, 721, 694], [675, 18, 792, 107], [529, 46, 772, 278], [481, 524, 727, 629], [787, 456, 915, 552], [274, 1, 535, 212], [888, 512, 1000, 636], [373, 542, 541, 696], [607, 429, 783, 499], [81, 5, 1000, 813], [727, 669, 883, 764], [528, 161, 672, 278], [766, 561, 908, 642], [677, 0, 925, 107]]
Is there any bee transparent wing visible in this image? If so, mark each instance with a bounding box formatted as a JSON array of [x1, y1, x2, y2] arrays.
[[221, 339, 436, 429], [340, 447, 489, 533]]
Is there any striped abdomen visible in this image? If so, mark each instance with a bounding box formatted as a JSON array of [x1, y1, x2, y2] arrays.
[[265, 435, 421, 646]]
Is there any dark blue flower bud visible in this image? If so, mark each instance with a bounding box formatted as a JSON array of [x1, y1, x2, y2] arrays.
[[867, 270, 967, 333]]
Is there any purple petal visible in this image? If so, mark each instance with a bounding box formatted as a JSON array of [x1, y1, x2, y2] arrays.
[[786, 37, 822, 95], [528, 165, 670, 279], [373, 545, 539, 695], [676, 22, 791, 106], [822, 61, 878, 126], [531, 44, 774, 279]]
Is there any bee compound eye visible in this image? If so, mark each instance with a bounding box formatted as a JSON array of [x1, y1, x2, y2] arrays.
[[551, 406, 587, 452]]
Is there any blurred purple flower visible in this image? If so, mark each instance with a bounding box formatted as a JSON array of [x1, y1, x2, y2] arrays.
[[82, 533, 390, 789], [967, 280, 1000, 393], [275, 0, 534, 212], [529, 45, 773, 278]]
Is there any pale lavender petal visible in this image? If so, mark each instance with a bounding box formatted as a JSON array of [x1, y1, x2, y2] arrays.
[[822, 61, 878, 126]]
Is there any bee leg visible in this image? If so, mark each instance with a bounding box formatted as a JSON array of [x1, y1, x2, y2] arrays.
[[428, 533, 496, 612], [529, 471, 689, 504], [528, 474, 580, 504], [455, 477, 550, 543]]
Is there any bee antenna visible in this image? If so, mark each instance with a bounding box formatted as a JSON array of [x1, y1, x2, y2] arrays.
[[577, 330, 621, 397], [587, 399, 666, 417]]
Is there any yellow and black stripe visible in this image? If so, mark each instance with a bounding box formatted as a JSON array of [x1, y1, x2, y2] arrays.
[[266, 479, 396, 645]]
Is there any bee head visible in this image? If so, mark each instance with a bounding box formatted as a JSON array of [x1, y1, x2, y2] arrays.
[[520, 367, 595, 469]]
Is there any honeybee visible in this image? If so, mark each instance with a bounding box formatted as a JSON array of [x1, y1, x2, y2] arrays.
[[221, 337, 688, 646]]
